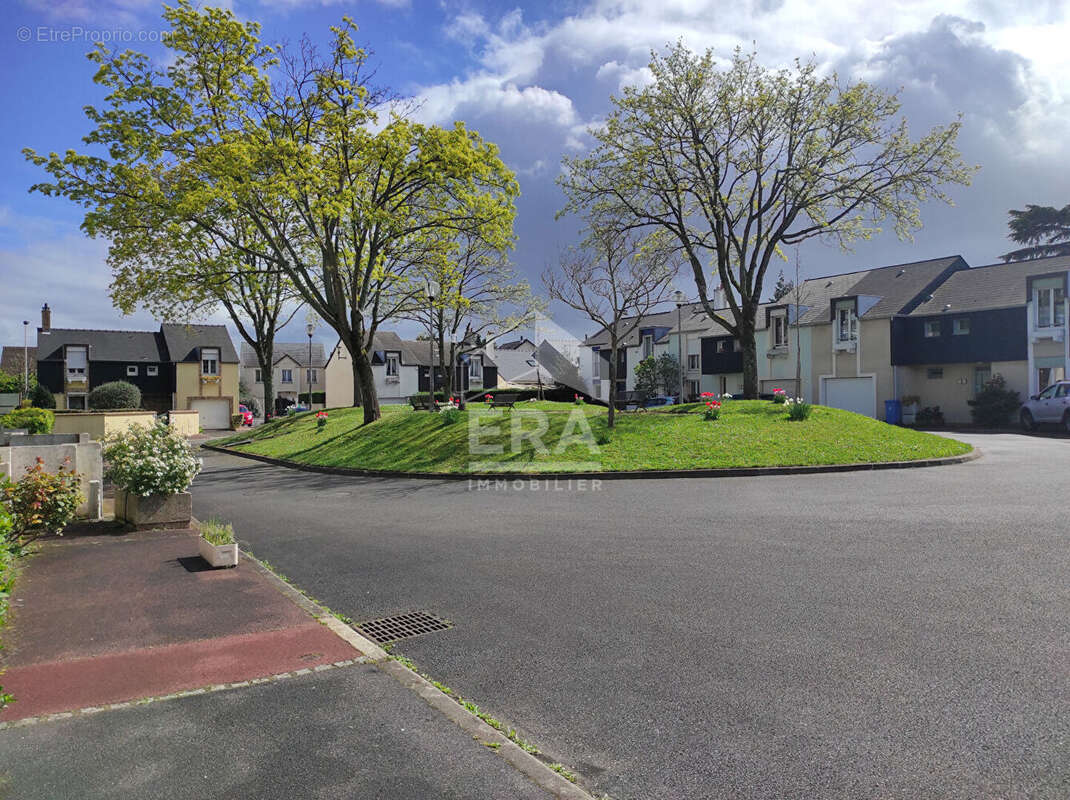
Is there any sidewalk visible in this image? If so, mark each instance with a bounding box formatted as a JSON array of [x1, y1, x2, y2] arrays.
[[0, 526, 561, 799]]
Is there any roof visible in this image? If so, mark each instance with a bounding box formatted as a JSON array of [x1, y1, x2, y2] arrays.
[[240, 341, 326, 368], [492, 349, 552, 384], [1, 346, 37, 375], [36, 328, 168, 363], [496, 337, 537, 352], [583, 309, 679, 348], [160, 324, 239, 364], [329, 332, 497, 369], [909, 255, 1070, 316]]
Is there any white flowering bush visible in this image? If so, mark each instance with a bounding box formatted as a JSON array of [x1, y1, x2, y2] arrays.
[[785, 397, 813, 421], [103, 423, 202, 496]]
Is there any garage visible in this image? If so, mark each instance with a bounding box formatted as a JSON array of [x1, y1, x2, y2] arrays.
[[822, 376, 875, 417], [190, 398, 231, 430]]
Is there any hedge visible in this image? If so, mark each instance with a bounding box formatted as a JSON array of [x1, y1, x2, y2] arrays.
[[1, 407, 55, 434], [88, 381, 142, 410]]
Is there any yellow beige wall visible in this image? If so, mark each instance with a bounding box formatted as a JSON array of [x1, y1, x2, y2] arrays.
[[808, 320, 896, 416], [898, 360, 1028, 424], [325, 346, 354, 408], [52, 411, 157, 439], [167, 409, 200, 437], [174, 362, 239, 415]]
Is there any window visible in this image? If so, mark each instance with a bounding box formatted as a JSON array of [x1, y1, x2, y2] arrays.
[[717, 340, 730, 354], [201, 347, 220, 376], [385, 354, 399, 378], [927, 367, 944, 380], [924, 320, 941, 338], [773, 315, 788, 347], [254, 368, 262, 383], [952, 318, 970, 336], [67, 394, 86, 410], [1057, 384, 1070, 398], [592, 348, 600, 380], [1038, 366, 1064, 391], [1037, 382, 1058, 399], [1036, 285, 1066, 328], [66, 345, 88, 380], [836, 307, 857, 342], [146, 365, 158, 377], [307, 368, 317, 384], [126, 365, 139, 376], [281, 369, 293, 383], [973, 365, 991, 395], [687, 379, 700, 399], [469, 357, 483, 380], [642, 334, 653, 358], [687, 354, 700, 370]]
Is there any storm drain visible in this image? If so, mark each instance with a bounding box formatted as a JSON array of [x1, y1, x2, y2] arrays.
[[355, 611, 452, 644]]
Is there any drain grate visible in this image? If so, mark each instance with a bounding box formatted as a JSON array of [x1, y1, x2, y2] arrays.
[[355, 611, 452, 644]]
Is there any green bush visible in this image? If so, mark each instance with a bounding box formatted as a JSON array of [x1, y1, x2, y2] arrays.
[[30, 382, 55, 409], [88, 380, 142, 410], [786, 398, 812, 421], [440, 408, 463, 426], [297, 391, 326, 404], [103, 423, 201, 496], [3, 458, 83, 543], [1, 407, 55, 434], [969, 374, 1021, 428]]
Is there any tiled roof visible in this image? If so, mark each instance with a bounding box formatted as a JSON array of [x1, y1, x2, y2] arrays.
[[160, 324, 239, 364], [909, 255, 1070, 316], [36, 329, 168, 363], [1, 346, 37, 376], [240, 341, 326, 368]]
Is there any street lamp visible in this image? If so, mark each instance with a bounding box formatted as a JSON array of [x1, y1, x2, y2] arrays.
[[672, 290, 686, 402], [425, 278, 440, 410], [306, 321, 315, 408], [22, 320, 29, 402]]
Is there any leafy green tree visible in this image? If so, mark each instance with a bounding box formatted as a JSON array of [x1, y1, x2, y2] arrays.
[[656, 353, 682, 398], [560, 44, 975, 397], [969, 374, 1020, 428], [1001, 204, 1070, 262], [25, 2, 517, 424], [633, 356, 659, 400]]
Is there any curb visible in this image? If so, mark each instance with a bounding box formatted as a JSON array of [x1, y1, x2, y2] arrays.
[[203, 441, 981, 481], [243, 551, 594, 799]]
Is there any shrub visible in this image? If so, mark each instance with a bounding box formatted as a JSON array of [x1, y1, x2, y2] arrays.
[[3, 458, 83, 542], [594, 430, 611, 445], [574, 393, 584, 405], [199, 518, 235, 545], [916, 406, 944, 426], [969, 374, 1021, 428], [785, 397, 812, 421], [315, 410, 328, 430], [88, 380, 142, 410], [440, 408, 462, 426], [771, 388, 787, 404], [30, 383, 55, 409], [103, 423, 201, 496], [1, 407, 55, 434], [703, 400, 722, 420], [230, 413, 245, 430]]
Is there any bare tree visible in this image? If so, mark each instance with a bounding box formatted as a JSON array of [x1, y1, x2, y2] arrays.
[[543, 220, 679, 427]]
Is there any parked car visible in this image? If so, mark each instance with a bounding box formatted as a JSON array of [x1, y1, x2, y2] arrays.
[[238, 404, 254, 426], [1019, 381, 1070, 432]]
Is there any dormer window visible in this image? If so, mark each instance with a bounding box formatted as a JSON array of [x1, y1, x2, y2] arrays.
[[385, 353, 399, 378], [65, 345, 88, 381], [772, 315, 788, 347], [201, 347, 220, 376], [468, 356, 483, 380], [836, 306, 857, 342], [1036, 285, 1066, 329], [641, 334, 654, 358]]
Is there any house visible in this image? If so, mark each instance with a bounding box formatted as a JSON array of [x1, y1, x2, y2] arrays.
[[494, 337, 537, 354], [324, 332, 498, 407], [35, 304, 240, 427], [890, 254, 1070, 423], [240, 341, 326, 414], [492, 340, 587, 397]]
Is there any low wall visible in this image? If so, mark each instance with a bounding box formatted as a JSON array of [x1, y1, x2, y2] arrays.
[[0, 432, 103, 520], [52, 410, 157, 440], [167, 409, 200, 437], [0, 392, 18, 415]]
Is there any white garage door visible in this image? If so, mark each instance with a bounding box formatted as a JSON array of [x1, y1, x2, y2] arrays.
[[823, 377, 875, 417], [190, 398, 231, 429]]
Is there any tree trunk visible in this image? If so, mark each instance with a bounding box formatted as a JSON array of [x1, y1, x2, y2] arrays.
[[739, 319, 759, 399], [257, 350, 274, 421], [352, 348, 379, 424], [438, 333, 452, 404], [607, 337, 618, 429]]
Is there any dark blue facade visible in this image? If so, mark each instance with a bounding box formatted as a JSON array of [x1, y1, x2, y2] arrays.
[[891, 307, 1027, 365], [701, 336, 743, 374]]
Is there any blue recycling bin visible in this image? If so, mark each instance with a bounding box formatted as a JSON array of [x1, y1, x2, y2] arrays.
[[884, 399, 902, 425]]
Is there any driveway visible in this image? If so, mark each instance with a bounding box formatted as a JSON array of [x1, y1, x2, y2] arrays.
[[193, 433, 1070, 799]]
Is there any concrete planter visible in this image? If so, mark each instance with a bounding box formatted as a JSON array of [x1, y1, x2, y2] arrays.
[[115, 489, 192, 530], [198, 536, 238, 568]]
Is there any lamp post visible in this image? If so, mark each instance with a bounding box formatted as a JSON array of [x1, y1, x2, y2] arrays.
[[425, 278, 440, 410], [22, 320, 29, 402], [672, 290, 686, 402], [305, 321, 315, 408]]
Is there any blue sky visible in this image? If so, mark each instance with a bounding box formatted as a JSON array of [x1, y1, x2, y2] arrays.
[[2, 0, 1069, 351]]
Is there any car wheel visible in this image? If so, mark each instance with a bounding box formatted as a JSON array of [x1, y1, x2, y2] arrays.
[[1021, 409, 1036, 431]]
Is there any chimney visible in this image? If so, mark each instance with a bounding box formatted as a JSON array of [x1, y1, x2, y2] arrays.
[[40, 302, 51, 332], [485, 334, 495, 356], [712, 285, 726, 310]]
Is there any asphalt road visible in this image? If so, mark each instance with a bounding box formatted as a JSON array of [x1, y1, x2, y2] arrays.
[[193, 433, 1070, 799]]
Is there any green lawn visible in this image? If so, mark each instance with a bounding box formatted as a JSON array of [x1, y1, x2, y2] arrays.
[[214, 400, 971, 474]]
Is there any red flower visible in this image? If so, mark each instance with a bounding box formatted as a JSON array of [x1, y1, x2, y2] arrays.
[[701, 392, 714, 398]]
